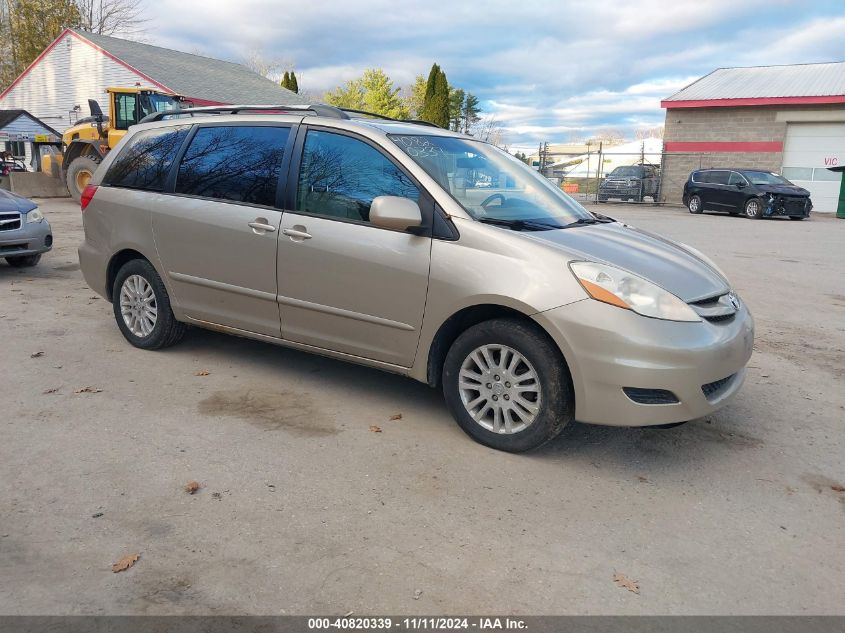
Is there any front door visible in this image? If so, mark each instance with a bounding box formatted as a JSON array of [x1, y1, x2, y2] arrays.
[[152, 124, 292, 336], [276, 128, 431, 367], [726, 171, 749, 210]]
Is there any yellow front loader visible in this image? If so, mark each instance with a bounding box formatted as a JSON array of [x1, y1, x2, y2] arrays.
[[46, 87, 185, 201]]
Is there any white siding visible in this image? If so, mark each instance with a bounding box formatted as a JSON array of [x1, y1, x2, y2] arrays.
[[0, 31, 162, 132], [0, 112, 58, 137]]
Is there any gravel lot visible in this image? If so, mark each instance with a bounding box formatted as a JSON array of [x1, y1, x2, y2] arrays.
[[1, 198, 843, 615]]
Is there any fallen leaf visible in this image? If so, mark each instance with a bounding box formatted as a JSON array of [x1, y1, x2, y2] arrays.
[[111, 553, 139, 573], [369, 425, 382, 433], [184, 480, 201, 494], [832, 485, 845, 492], [613, 572, 640, 594], [30, 351, 44, 358], [413, 589, 423, 600], [637, 476, 649, 483], [75, 387, 103, 394], [92, 512, 104, 518], [389, 413, 402, 421], [43, 387, 60, 394], [195, 370, 210, 376]]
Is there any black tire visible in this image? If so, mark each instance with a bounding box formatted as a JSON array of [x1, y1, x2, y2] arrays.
[[112, 259, 186, 350], [442, 318, 574, 452], [66, 156, 101, 203], [744, 197, 764, 219], [687, 194, 703, 214], [6, 254, 41, 267]]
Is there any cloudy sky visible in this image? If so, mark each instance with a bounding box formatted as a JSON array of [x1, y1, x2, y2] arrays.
[[145, 0, 844, 150]]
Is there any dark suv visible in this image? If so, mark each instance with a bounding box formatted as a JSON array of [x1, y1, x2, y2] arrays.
[[598, 164, 659, 202], [683, 169, 812, 220]]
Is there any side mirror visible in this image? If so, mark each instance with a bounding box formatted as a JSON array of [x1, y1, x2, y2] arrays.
[[370, 196, 423, 232], [735, 181, 746, 189]]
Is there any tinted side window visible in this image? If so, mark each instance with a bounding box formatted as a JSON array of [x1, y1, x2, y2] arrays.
[[103, 125, 189, 191], [728, 172, 747, 185], [175, 126, 290, 207], [296, 130, 418, 223], [705, 170, 729, 185]]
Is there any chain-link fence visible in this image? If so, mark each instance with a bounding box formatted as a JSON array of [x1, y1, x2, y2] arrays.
[[546, 148, 744, 207]]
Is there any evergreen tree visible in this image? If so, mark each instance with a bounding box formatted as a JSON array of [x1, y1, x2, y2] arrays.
[[431, 68, 449, 129], [290, 71, 298, 94], [448, 88, 465, 132], [405, 74, 427, 119], [461, 93, 480, 134], [324, 68, 408, 118], [281, 70, 290, 89]]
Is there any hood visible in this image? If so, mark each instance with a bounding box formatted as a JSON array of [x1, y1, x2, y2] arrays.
[[757, 184, 810, 197], [523, 222, 730, 302], [0, 188, 37, 213]]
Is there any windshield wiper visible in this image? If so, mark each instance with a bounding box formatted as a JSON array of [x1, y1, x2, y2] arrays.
[[477, 217, 557, 231], [563, 217, 614, 228]]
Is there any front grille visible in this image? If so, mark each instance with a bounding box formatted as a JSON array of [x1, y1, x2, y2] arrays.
[[623, 387, 680, 405], [689, 292, 738, 323], [0, 212, 21, 231], [702, 374, 736, 400]]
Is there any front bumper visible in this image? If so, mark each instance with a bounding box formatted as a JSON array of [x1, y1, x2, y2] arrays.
[[533, 298, 754, 426], [0, 219, 53, 258]]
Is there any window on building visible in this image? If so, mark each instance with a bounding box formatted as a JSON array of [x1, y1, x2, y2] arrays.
[[103, 125, 190, 191], [175, 126, 290, 207], [4, 141, 26, 157], [297, 130, 418, 223]]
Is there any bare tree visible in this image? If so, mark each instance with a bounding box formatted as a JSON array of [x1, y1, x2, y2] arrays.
[[471, 114, 507, 148], [635, 125, 665, 140], [75, 0, 147, 36], [242, 48, 294, 82]]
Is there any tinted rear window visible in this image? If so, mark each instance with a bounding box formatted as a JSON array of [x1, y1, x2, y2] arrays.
[[175, 126, 290, 206], [103, 125, 189, 191]]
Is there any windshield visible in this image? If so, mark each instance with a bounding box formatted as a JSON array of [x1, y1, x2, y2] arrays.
[[139, 93, 182, 119], [742, 171, 791, 186], [609, 166, 642, 177], [391, 134, 595, 228]]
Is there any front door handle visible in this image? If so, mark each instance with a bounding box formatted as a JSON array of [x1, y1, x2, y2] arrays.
[[282, 228, 313, 240], [249, 219, 277, 233]]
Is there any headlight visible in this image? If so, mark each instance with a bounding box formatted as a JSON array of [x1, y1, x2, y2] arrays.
[[569, 261, 700, 322], [25, 208, 44, 223]]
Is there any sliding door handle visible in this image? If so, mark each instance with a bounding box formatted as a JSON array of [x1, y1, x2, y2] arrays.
[[282, 228, 312, 240]]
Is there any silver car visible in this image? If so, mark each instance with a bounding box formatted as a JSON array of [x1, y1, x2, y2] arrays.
[[0, 189, 52, 267], [78, 104, 754, 452]]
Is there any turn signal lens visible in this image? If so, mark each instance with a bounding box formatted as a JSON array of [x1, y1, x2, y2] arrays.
[[80, 185, 98, 211]]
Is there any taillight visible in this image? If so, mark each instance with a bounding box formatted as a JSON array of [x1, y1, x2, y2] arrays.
[[80, 185, 98, 211]]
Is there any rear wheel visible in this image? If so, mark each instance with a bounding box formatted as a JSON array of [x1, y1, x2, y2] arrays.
[[744, 197, 764, 219], [5, 254, 41, 267], [687, 195, 703, 214], [112, 259, 186, 350], [442, 318, 573, 452], [66, 156, 101, 203]]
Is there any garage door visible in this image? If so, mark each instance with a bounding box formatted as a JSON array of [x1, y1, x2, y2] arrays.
[[782, 123, 845, 213]]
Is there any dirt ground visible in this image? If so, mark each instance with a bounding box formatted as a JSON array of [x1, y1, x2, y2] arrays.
[[1, 198, 843, 615]]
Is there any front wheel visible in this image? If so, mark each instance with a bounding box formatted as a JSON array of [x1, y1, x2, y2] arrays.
[[442, 318, 574, 452], [66, 156, 101, 203], [112, 259, 186, 350], [687, 194, 703, 214], [744, 197, 764, 219], [6, 254, 41, 267]]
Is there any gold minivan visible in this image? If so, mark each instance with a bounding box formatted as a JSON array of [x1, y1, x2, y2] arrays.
[[78, 104, 754, 452]]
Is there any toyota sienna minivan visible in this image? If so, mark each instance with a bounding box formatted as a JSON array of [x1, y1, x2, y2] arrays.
[[78, 104, 754, 452]]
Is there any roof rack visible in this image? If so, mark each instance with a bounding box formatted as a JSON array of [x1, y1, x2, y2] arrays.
[[138, 103, 350, 124], [138, 103, 446, 130]]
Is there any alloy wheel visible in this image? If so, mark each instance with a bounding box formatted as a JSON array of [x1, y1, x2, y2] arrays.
[[458, 344, 542, 434], [119, 274, 157, 337]]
